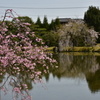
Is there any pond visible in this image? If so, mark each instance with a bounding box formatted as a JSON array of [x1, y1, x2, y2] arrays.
[[1, 52, 100, 100]]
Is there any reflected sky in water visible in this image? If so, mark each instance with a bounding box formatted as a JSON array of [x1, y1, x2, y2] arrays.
[[32, 52, 100, 100], [32, 74, 100, 100], [1, 52, 100, 100]]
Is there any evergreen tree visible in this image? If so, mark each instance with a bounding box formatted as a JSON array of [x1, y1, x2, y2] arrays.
[[49, 20, 55, 30], [84, 6, 100, 42], [54, 18, 61, 31], [42, 16, 49, 30], [84, 6, 100, 32], [49, 18, 61, 31], [35, 16, 42, 27], [55, 18, 60, 27]]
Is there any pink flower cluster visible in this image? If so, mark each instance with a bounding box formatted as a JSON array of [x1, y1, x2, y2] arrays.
[[13, 87, 20, 93], [0, 9, 58, 100]]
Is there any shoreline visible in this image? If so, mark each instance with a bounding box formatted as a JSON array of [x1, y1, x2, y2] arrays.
[[46, 44, 100, 52]]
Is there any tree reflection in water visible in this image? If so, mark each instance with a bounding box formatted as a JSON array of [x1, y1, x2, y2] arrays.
[[0, 72, 33, 100], [45, 52, 100, 93], [0, 56, 57, 100], [1, 52, 100, 99]]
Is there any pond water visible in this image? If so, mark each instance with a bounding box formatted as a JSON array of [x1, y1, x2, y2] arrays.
[[1, 52, 100, 100]]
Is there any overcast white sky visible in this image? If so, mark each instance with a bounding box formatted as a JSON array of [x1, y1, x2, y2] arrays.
[[0, 0, 100, 22]]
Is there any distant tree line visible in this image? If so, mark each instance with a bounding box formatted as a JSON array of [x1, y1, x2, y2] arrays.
[[35, 16, 61, 31], [35, 16, 60, 47], [1, 6, 100, 48], [3, 16, 60, 47]]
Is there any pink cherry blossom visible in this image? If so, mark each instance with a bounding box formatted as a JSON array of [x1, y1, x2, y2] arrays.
[[13, 87, 20, 93], [0, 9, 58, 100]]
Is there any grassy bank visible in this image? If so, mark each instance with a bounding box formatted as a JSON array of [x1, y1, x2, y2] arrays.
[[46, 44, 100, 52], [46, 47, 55, 51]]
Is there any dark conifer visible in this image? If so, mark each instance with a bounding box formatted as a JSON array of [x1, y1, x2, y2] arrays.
[[84, 6, 100, 32], [42, 16, 49, 30], [35, 16, 42, 27]]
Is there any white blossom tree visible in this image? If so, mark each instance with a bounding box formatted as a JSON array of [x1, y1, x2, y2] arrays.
[[57, 21, 98, 51]]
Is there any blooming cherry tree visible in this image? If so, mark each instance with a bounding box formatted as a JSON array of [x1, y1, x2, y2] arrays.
[[0, 9, 57, 100]]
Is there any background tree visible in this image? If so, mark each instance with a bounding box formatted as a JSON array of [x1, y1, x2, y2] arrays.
[[16, 16, 34, 24], [49, 20, 55, 30], [57, 21, 98, 51], [84, 6, 100, 42], [54, 18, 61, 30], [49, 18, 61, 31], [35, 16, 42, 27], [42, 16, 49, 30], [42, 32, 59, 47]]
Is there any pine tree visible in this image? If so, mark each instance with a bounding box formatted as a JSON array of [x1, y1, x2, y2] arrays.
[[55, 18, 60, 27], [49, 18, 61, 31], [49, 20, 55, 30], [42, 16, 49, 30], [35, 16, 42, 27]]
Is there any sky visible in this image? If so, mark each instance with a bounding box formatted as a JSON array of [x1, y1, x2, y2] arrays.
[[0, 0, 100, 23]]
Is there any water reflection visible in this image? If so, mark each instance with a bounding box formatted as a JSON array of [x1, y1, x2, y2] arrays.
[[44, 52, 100, 93], [0, 73, 33, 100], [0, 52, 100, 100], [86, 69, 100, 93]]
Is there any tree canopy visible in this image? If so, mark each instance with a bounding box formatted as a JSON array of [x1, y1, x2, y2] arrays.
[[84, 6, 100, 32], [16, 16, 34, 24], [57, 21, 98, 51]]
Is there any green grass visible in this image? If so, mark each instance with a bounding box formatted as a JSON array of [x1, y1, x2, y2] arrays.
[[46, 44, 100, 52], [46, 46, 55, 51]]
